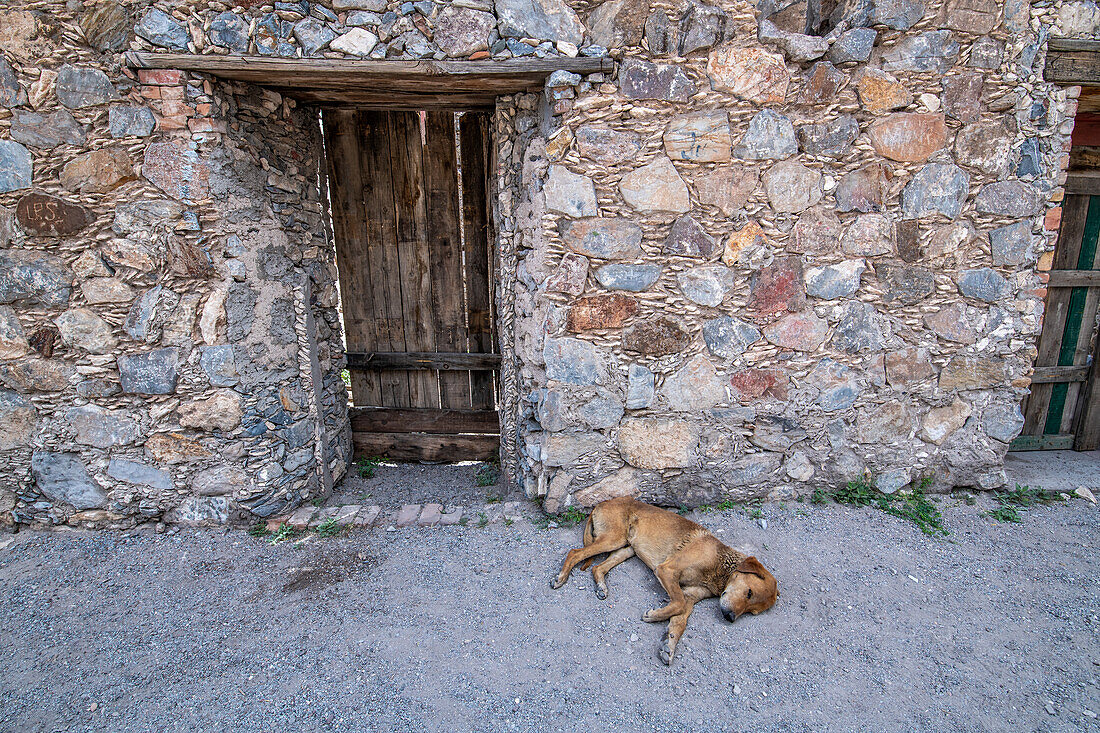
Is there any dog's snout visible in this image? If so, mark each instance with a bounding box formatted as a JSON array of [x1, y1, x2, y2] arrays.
[[723, 608, 736, 623]]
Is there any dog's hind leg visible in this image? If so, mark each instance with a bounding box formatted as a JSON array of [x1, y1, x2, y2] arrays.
[[591, 547, 634, 600], [550, 533, 627, 590], [578, 515, 597, 571]]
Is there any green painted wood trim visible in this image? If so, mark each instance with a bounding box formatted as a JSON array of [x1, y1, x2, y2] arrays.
[[1010, 434, 1076, 451]]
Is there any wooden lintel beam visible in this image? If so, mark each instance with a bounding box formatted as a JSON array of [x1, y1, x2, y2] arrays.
[[1030, 365, 1091, 384], [1066, 172, 1100, 196], [352, 432, 499, 461], [1044, 39, 1100, 84], [350, 407, 499, 434], [347, 351, 502, 370]]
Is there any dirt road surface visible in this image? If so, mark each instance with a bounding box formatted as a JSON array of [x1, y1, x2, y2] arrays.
[[1, 494, 1097, 732]]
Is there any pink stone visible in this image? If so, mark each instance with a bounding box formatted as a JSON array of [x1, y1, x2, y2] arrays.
[[707, 46, 789, 104], [142, 141, 210, 202], [763, 311, 829, 351], [566, 293, 638, 331], [748, 257, 805, 322], [868, 113, 947, 162], [729, 368, 790, 403], [545, 253, 588, 295]]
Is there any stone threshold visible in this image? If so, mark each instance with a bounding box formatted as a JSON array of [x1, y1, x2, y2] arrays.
[[266, 499, 531, 531]]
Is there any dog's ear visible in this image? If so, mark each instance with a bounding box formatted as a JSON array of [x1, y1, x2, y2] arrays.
[[735, 556, 769, 580]]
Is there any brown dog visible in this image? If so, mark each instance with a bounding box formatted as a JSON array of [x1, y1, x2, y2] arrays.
[[551, 496, 779, 665]]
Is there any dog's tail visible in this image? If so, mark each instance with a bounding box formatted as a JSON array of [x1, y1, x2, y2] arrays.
[[579, 513, 596, 571]]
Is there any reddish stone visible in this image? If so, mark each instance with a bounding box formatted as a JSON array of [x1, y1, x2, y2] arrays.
[[885, 347, 935, 386], [835, 162, 891, 213], [566, 294, 638, 331], [707, 46, 790, 104], [941, 71, 982, 122], [798, 61, 845, 105], [622, 317, 691, 356], [730, 368, 790, 403], [138, 69, 185, 85], [790, 206, 841, 253], [16, 192, 93, 236], [748, 257, 805, 322], [896, 219, 922, 262], [763, 311, 829, 351], [469, 50, 490, 60], [856, 69, 911, 113], [545, 253, 589, 295], [868, 113, 947, 162], [142, 141, 210, 202], [1044, 206, 1062, 231], [188, 118, 226, 134], [59, 148, 136, 193]]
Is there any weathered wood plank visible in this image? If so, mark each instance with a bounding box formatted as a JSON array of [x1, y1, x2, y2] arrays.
[[361, 110, 412, 407], [389, 111, 439, 408], [322, 109, 382, 406], [460, 112, 496, 411], [353, 432, 499, 461], [350, 407, 499, 434], [424, 111, 470, 409], [347, 351, 501, 370], [1066, 172, 1100, 196], [1031, 365, 1091, 384], [1044, 39, 1100, 84], [1009, 434, 1076, 451], [1073, 196, 1100, 449], [1046, 269, 1100, 287]]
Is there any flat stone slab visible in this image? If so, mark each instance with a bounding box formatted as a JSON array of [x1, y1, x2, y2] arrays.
[[440, 507, 464, 525], [353, 505, 382, 527], [286, 506, 316, 530], [418, 503, 443, 526], [395, 504, 420, 527]]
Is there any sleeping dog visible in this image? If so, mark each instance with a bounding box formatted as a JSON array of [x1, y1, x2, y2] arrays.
[[551, 496, 779, 665]]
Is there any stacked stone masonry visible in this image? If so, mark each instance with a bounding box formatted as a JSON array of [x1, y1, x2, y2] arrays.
[[0, 0, 1090, 525]]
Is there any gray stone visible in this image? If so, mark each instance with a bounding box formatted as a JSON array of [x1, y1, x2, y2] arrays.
[[0, 57, 27, 107], [579, 391, 624, 429], [791, 207, 842, 253], [346, 11, 382, 26], [269, 297, 296, 345], [586, 0, 647, 49], [108, 458, 173, 491], [882, 29, 960, 73], [433, 6, 495, 56], [294, 18, 338, 55], [1016, 137, 1042, 178], [619, 157, 690, 213], [134, 8, 190, 50], [0, 140, 32, 194], [10, 110, 85, 149], [664, 111, 731, 163], [874, 0, 926, 29], [734, 109, 797, 160], [703, 316, 761, 360], [495, 0, 585, 44], [763, 160, 822, 213], [805, 259, 865, 298], [55, 308, 115, 353], [255, 14, 296, 56], [967, 36, 1003, 69], [0, 250, 72, 307], [757, 18, 828, 62], [543, 432, 606, 467], [840, 214, 893, 256], [0, 306, 27, 360], [722, 453, 782, 486], [811, 359, 859, 411], [537, 389, 568, 431], [901, 163, 970, 219], [113, 199, 182, 236], [56, 65, 118, 109], [974, 182, 1041, 217], [201, 345, 238, 387], [619, 58, 695, 102], [983, 401, 1025, 443], [125, 285, 162, 342], [543, 165, 597, 218], [957, 268, 1009, 302], [677, 265, 734, 307], [108, 106, 156, 138], [921, 398, 971, 445], [67, 405, 138, 447], [878, 262, 935, 305], [954, 120, 1014, 177], [827, 27, 876, 63], [876, 468, 911, 494], [662, 355, 725, 411], [258, 246, 292, 281], [559, 218, 643, 259], [644, 9, 675, 55], [856, 401, 914, 443], [662, 214, 719, 258], [680, 2, 727, 55], [832, 301, 886, 353], [796, 115, 858, 157], [166, 496, 230, 525], [990, 221, 1033, 266], [226, 283, 257, 343], [544, 337, 604, 385], [192, 465, 250, 497], [209, 11, 250, 53], [626, 364, 655, 409], [924, 302, 976, 343], [575, 125, 643, 163], [750, 415, 806, 452], [118, 348, 179, 395], [595, 263, 661, 292], [32, 451, 106, 510], [0, 388, 36, 450]]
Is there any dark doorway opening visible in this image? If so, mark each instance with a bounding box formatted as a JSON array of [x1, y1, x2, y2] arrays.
[[322, 109, 499, 462]]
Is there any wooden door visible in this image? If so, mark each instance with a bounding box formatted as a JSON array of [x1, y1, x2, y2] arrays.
[[323, 109, 499, 461], [1015, 190, 1100, 450]]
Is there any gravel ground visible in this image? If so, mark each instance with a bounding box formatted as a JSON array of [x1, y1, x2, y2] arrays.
[[330, 461, 518, 508], [1, 493, 1098, 733]]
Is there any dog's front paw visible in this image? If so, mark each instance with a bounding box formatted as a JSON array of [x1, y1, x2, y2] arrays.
[[658, 641, 674, 666], [595, 583, 608, 600], [642, 609, 662, 623], [550, 575, 566, 590]]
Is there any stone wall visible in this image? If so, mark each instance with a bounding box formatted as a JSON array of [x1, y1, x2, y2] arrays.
[[0, 0, 1087, 524], [0, 0, 350, 528]]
